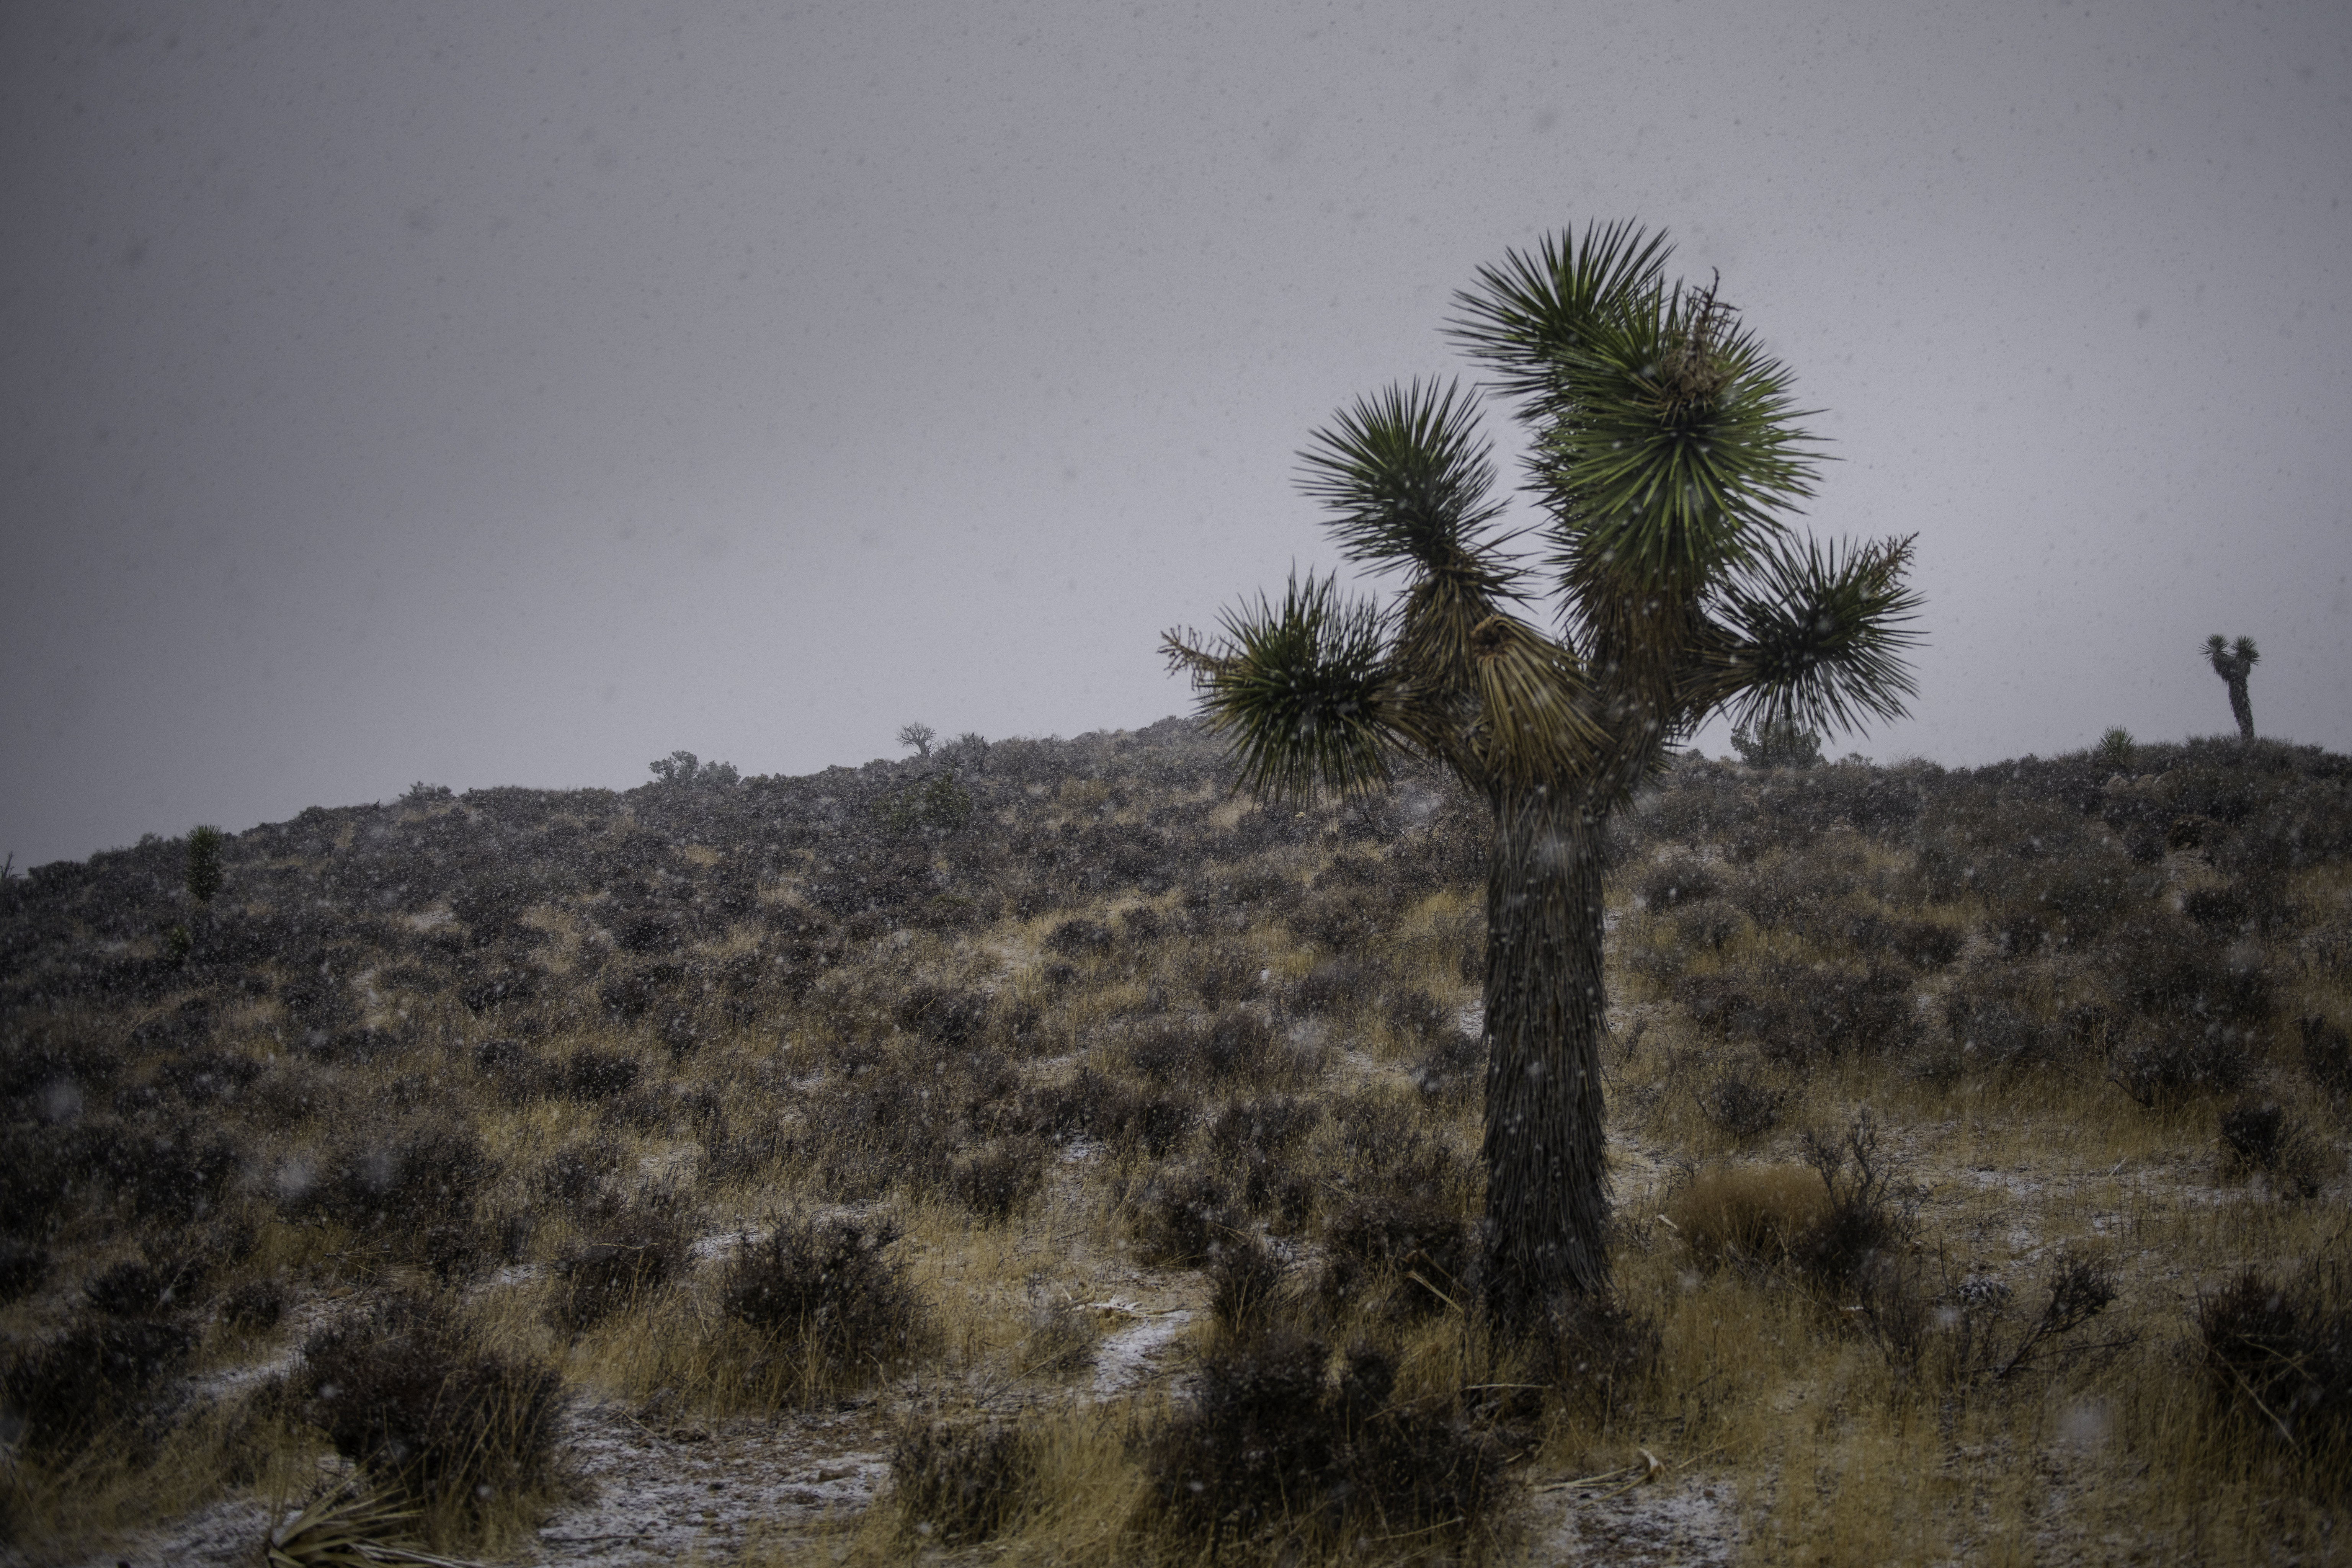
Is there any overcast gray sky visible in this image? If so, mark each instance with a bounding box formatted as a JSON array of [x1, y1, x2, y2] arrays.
[[6, 0, 2348, 869]]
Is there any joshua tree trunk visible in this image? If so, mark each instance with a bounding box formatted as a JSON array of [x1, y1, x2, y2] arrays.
[[2225, 676, 2254, 744], [1480, 783, 1613, 1321]]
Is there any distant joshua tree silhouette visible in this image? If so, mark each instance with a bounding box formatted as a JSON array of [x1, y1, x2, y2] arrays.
[[2204, 634, 2259, 744]]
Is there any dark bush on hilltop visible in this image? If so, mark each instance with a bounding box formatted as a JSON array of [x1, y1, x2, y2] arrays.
[[299, 1295, 567, 1508], [1143, 1330, 1506, 1550]]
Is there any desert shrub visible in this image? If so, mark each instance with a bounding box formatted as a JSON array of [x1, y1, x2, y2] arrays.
[[2107, 1025, 2251, 1107], [219, 1275, 288, 1332], [303, 1120, 492, 1232], [1326, 1091, 1465, 1205], [1791, 1111, 1919, 1297], [895, 982, 990, 1047], [1672, 896, 1746, 957], [2096, 913, 2272, 1028], [1291, 886, 1385, 952], [1142, 1330, 1505, 1551], [1322, 1195, 1470, 1320], [534, 1133, 630, 1220], [1388, 985, 1455, 1046], [47, 1120, 242, 1223], [1183, 940, 1261, 1007], [1041, 917, 1115, 957], [82, 1252, 207, 1317], [0, 1238, 50, 1302], [1665, 1164, 1829, 1269], [1126, 1008, 1286, 1087], [1675, 957, 1919, 1064], [1206, 1233, 1290, 1333], [1296, 957, 1373, 1014], [1696, 1068, 1790, 1139], [2197, 1265, 2352, 1489], [2217, 1102, 2327, 1198], [1887, 915, 1963, 969], [550, 1208, 693, 1333], [1207, 1095, 1323, 1161], [2299, 1014, 2352, 1100], [1639, 860, 1721, 911], [1122, 1166, 1244, 1266], [946, 1138, 1050, 1221], [890, 1420, 1036, 1545], [1409, 1025, 1484, 1104], [1524, 1291, 1662, 1423], [0, 1315, 198, 1453], [1931, 1252, 2125, 1389], [719, 1214, 926, 1380], [1942, 990, 2065, 1074], [558, 1048, 642, 1102], [470, 1037, 550, 1103], [299, 1296, 567, 1508]]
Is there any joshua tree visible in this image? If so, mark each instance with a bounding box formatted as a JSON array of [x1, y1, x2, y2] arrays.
[[1729, 716, 1823, 769], [895, 722, 936, 760], [1165, 222, 1921, 1332], [2205, 634, 2259, 744]]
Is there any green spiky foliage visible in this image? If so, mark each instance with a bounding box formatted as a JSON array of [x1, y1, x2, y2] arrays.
[[2205, 634, 2259, 744], [1165, 222, 1921, 1331], [2095, 727, 2136, 769], [186, 824, 224, 906]]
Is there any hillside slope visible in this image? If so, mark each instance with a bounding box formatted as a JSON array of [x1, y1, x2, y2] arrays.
[[3, 723, 2348, 1564]]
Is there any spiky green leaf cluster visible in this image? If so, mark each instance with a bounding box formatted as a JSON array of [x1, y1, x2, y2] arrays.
[[1708, 535, 1922, 736], [1166, 220, 1921, 805], [1166, 573, 1398, 802]]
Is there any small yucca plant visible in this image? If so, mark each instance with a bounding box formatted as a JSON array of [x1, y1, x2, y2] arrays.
[[261, 1486, 480, 1567], [185, 823, 224, 906]]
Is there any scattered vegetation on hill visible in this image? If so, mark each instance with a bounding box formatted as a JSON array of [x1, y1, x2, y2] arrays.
[[0, 722, 2346, 1562]]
